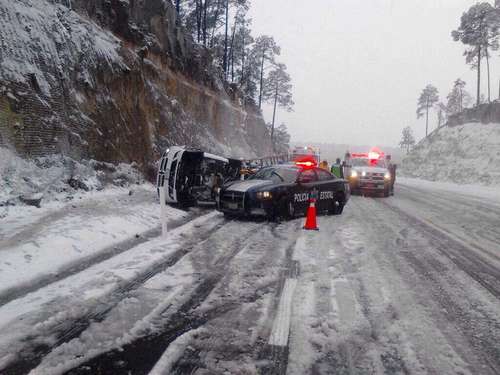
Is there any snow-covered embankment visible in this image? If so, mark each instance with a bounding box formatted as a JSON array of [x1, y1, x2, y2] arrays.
[[401, 122, 500, 185]]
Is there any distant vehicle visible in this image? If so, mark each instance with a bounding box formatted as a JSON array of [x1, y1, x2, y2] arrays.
[[346, 148, 395, 197], [216, 161, 350, 221], [157, 147, 242, 206], [291, 146, 321, 164]]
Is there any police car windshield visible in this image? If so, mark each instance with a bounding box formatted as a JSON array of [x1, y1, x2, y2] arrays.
[[351, 158, 387, 168], [250, 167, 299, 183]]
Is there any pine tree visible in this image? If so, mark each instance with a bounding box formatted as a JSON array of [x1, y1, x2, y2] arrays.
[[262, 63, 294, 149], [252, 36, 281, 109], [417, 85, 439, 137], [446, 78, 472, 114], [399, 127, 416, 154], [452, 3, 499, 105], [268, 123, 291, 154], [436, 102, 448, 128]]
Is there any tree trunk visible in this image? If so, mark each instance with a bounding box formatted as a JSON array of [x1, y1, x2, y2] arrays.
[[209, 0, 221, 48], [229, 14, 238, 83], [477, 45, 481, 107], [459, 87, 463, 112], [202, 0, 210, 46], [486, 47, 491, 102], [425, 98, 429, 137], [223, 0, 229, 77], [258, 51, 265, 109], [240, 35, 246, 85], [271, 84, 279, 151], [196, 0, 201, 42]]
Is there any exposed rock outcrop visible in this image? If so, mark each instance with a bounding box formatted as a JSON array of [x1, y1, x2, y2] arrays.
[[447, 101, 500, 127], [0, 0, 272, 174]]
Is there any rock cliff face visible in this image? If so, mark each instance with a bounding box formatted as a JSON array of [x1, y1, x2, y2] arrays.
[[447, 102, 500, 127], [0, 0, 272, 175]]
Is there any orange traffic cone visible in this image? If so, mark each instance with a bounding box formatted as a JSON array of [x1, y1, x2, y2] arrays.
[[303, 198, 319, 231]]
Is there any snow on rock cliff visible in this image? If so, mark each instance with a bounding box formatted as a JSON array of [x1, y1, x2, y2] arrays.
[[0, 0, 272, 168], [0, 0, 126, 95], [401, 122, 500, 186]]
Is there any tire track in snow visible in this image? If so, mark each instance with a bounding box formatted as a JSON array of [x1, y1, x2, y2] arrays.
[[259, 232, 301, 375], [166, 221, 301, 375], [380, 200, 500, 300], [0, 217, 226, 375], [395, 185, 500, 261], [356, 198, 500, 374], [56, 221, 271, 375], [0, 212, 201, 308], [399, 184, 500, 215]]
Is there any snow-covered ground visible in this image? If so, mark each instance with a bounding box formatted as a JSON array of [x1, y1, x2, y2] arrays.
[[401, 122, 500, 186], [0, 146, 191, 309], [0, 178, 498, 374]]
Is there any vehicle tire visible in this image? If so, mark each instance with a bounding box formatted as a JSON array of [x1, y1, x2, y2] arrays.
[[330, 194, 345, 215], [223, 212, 235, 220], [286, 199, 295, 219]]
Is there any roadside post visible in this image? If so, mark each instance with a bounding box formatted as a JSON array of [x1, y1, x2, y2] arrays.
[[159, 183, 168, 237]]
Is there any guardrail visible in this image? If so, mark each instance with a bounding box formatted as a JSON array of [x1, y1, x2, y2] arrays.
[[244, 154, 291, 167]]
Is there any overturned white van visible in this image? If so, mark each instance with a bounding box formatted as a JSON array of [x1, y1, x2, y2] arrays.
[[157, 146, 242, 206]]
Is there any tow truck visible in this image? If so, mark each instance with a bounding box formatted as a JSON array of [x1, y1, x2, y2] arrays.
[[346, 148, 395, 197]]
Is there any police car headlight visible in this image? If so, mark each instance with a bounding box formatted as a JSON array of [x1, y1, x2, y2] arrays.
[[256, 191, 273, 200], [384, 172, 391, 180], [351, 170, 358, 178]]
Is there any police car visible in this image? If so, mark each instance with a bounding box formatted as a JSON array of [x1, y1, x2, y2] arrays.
[[347, 148, 395, 197], [216, 161, 350, 220]]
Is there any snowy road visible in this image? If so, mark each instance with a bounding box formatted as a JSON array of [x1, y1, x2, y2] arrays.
[[0, 180, 499, 374]]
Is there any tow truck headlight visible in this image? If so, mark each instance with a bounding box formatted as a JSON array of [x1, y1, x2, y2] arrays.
[[256, 191, 273, 200], [351, 170, 358, 178], [384, 172, 391, 180]]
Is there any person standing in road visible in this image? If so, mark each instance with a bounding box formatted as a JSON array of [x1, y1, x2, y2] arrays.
[[331, 158, 343, 178]]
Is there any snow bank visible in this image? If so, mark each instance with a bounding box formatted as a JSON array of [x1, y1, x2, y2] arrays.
[[0, 146, 143, 207], [401, 122, 500, 186]]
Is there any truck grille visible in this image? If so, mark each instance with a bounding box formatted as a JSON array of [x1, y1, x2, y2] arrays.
[[360, 172, 384, 182]]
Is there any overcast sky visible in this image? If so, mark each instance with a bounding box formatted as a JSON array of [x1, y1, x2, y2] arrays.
[[249, 0, 500, 147]]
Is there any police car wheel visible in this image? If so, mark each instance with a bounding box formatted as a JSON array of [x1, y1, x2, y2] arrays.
[[330, 197, 344, 215], [287, 200, 295, 219]]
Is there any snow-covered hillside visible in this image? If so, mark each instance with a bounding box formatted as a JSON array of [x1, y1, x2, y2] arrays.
[[401, 122, 500, 185]]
